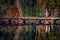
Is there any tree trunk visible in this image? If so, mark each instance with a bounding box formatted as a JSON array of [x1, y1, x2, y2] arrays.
[[14, 0, 23, 40]]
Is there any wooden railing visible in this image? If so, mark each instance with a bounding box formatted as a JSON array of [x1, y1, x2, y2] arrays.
[[0, 17, 60, 26]]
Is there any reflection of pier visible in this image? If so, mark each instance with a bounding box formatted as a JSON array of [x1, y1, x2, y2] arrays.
[[0, 17, 60, 33]]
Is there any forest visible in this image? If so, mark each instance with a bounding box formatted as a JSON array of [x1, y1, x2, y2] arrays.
[[0, 0, 60, 40]]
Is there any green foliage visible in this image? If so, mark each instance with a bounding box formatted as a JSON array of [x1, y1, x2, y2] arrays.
[[19, 0, 60, 17]]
